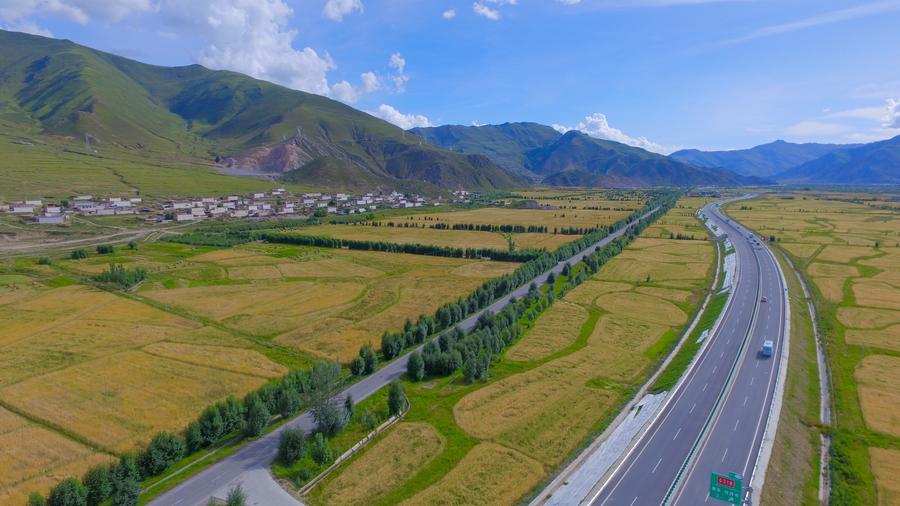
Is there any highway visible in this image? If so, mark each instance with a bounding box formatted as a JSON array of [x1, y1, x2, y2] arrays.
[[590, 199, 787, 506], [148, 208, 660, 506]]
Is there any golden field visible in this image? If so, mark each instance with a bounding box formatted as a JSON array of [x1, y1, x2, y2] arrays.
[[728, 192, 900, 503], [0, 238, 517, 501]]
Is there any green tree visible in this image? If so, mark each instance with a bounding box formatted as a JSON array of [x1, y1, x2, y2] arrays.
[[127, 241, 137, 250], [360, 345, 377, 374], [244, 395, 271, 437], [310, 399, 348, 436], [349, 355, 365, 376], [277, 387, 301, 418], [277, 428, 306, 465], [138, 432, 186, 476], [83, 464, 112, 506], [70, 249, 88, 260], [198, 405, 225, 444], [388, 381, 405, 416], [184, 421, 204, 452], [96, 244, 114, 254], [110, 477, 139, 506], [407, 351, 425, 381], [310, 433, 333, 465], [48, 477, 87, 506]]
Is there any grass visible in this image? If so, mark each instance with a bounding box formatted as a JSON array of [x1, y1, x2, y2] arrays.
[[728, 192, 900, 505], [854, 355, 900, 439], [651, 290, 728, 393], [869, 447, 900, 506], [759, 249, 822, 506], [307, 197, 716, 505], [397, 206, 633, 231]]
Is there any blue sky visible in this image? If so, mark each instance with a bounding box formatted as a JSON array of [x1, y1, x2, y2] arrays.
[[3, 0, 899, 152]]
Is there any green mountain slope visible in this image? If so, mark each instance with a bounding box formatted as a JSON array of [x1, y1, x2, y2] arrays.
[[410, 122, 561, 180], [670, 140, 857, 178], [0, 29, 522, 193], [775, 135, 900, 184]]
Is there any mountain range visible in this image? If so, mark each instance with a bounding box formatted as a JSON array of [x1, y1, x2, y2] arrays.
[[670, 140, 857, 178], [2, 29, 897, 192], [411, 123, 764, 187], [0, 29, 520, 193]]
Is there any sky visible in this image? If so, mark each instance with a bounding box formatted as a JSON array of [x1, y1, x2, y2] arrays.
[[2, 0, 899, 153]]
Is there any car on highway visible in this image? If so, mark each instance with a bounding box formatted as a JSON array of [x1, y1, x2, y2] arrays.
[[760, 340, 774, 358], [761, 296, 767, 302]]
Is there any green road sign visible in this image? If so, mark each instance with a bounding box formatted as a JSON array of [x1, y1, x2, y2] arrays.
[[709, 471, 743, 505]]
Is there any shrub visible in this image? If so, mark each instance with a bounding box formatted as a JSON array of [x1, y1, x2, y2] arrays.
[[96, 245, 113, 254], [243, 395, 271, 437], [360, 345, 378, 374], [69, 249, 88, 260], [92, 264, 147, 288], [226, 484, 247, 506], [27, 492, 47, 506], [37, 256, 52, 265], [349, 355, 365, 376]]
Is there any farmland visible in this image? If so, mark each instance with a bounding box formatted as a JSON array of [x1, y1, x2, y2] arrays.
[[728, 193, 900, 504], [306, 197, 714, 505], [0, 235, 517, 502]]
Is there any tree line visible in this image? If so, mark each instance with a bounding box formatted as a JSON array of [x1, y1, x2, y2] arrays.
[[92, 264, 148, 288], [256, 232, 546, 263]]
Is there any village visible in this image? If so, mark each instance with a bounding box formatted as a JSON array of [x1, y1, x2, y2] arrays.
[[1, 189, 473, 226]]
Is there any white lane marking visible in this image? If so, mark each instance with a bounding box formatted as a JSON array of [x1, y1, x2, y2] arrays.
[[722, 447, 729, 462], [703, 383, 708, 392], [652, 457, 663, 473], [674, 427, 682, 440], [750, 376, 755, 386], [734, 419, 740, 432], [713, 365, 718, 374], [630, 496, 638, 506], [720, 351, 725, 358], [743, 395, 748, 406], [756, 359, 760, 368], [690, 403, 696, 414]]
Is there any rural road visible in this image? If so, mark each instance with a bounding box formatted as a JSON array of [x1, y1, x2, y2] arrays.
[[148, 208, 660, 506], [589, 199, 788, 506]]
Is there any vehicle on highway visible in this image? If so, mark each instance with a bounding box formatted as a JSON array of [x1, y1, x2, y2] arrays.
[[761, 296, 767, 302], [760, 340, 774, 358]]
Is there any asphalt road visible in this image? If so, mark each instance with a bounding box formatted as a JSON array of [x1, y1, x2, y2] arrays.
[[590, 200, 787, 506], [148, 208, 659, 506]]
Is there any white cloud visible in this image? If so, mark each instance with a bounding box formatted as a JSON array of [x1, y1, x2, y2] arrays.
[[159, 0, 336, 95], [388, 52, 409, 92], [330, 80, 359, 103], [558, 0, 581, 4], [472, 2, 500, 20], [370, 104, 432, 129], [487, 0, 517, 4], [361, 71, 381, 93], [883, 99, 900, 128], [553, 113, 674, 154], [784, 121, 849, 137], [442, 9, 456, 19], [322, 0, 363, 22], [724, 1, 900, 44], [0, 0, 155, 24]]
